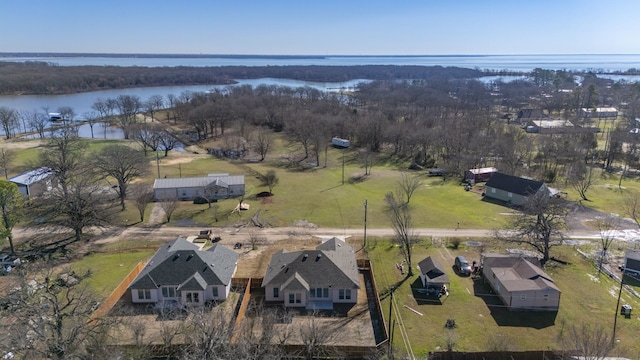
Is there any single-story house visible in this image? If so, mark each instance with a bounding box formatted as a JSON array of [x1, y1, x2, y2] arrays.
[[484, 172, 550, 206], [417, 256, 449, 291], [153, 173, 245, 201], [262, 237, 360, 309], [8, 167, 55, 198], [623, 249, 640, 277], [580, 107, 618, 119], [129, 237, 238, 307], [481, 253, 560, 311], [465, 167, 497, 184]]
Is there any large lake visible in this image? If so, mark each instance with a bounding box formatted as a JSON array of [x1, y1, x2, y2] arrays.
[[2, 54, 640, 72]]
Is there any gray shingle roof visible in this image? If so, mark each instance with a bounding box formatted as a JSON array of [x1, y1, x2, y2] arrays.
[[129, 238, 238, 289], [261, 237, 359, 289], [418, 256, 449, 284], [485, 172, 544, 196]]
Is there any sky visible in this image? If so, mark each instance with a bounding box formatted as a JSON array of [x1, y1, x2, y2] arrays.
[[1, 0, 639, 55]]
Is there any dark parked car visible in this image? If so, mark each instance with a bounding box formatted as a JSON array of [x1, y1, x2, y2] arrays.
[[455, 256, 472, 275]]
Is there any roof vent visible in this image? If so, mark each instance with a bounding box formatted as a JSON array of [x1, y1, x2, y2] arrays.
[[187, 254, 194, 261], [316, 254, 322, 262], [173, 253, 180, 261], [302, 254, 308, 261]]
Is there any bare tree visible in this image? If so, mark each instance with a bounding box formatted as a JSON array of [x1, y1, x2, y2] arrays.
[[0, 147, 14, 179], [144, 94, 164, 122], [56, 106, 75, 125], [0, 106, 18, 139], [82, 111, 99, 139], [180, 306, 233, 359], [569, 158, 595, 202], [92, 144, 150, 210], [259, 170, 279, 194], [130, 122, 162, 155], [496, 191, 567, 265], [130, 185, 155, 222], [296, 315, 343, 360], [398, 172, 424, 205], [161, 199, 180, 223], [115, 94, 142, 139], [0, 180, 23, 254], [624, 192, 640, 232], [25, 109, 48, 138], [158, 130, 180, 157], [561, 322, 613, 360], [31, 169, 119, 242], [2, 265, 112, 359], [596, 215, 619, 275], [38, 125, 86, 196], [384, 191, 416, 276], [253, 128, 273, 161]]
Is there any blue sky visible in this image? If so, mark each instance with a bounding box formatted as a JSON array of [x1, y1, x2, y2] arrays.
[[1, 0, 639, 55]]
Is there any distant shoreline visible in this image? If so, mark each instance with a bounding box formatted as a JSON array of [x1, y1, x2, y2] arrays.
[[2, 52, 639, 59]]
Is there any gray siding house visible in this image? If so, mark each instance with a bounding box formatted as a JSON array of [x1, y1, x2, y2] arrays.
[[623, 249, 640, 277], [262, 237, 360, 309], [8, 167, 55, 198], [484, 172, 549, 206], [153, 173, 245, 201], [417, 256, 449, 289], [129, 237, 238, 307], [482, 254, 560, 311]]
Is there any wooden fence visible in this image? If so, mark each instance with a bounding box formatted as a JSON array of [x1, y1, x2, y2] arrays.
[[91, 261, 145, 319]]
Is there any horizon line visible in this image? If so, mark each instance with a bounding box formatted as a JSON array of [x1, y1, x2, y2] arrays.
[[2, 52, 640, 58]]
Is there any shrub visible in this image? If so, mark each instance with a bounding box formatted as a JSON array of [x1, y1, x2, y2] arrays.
[[449, 237, 461, 249]]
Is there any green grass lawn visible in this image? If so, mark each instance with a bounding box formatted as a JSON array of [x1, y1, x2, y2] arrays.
[[368, 239, 640, 357], [71, 249, 155, 298]]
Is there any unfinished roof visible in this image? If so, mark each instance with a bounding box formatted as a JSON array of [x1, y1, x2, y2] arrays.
[[484, 255, 559, 293]]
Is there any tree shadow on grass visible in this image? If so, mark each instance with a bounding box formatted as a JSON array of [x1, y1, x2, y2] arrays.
[[472, 277, 557, 329]]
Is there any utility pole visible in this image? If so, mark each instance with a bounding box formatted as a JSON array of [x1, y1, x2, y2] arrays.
[[612, 272, 625, 345], [363, 198, 368, 248], [156, 152, 160, 178], [1, 148, 7, 179], [387, 286, 394, 358], [341, 149, 345, 185]]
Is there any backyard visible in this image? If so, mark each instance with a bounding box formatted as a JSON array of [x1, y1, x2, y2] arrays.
[[368, 238, 640, 358]]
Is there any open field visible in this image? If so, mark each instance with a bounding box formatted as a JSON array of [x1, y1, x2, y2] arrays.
[[368, 239, 640, 358]]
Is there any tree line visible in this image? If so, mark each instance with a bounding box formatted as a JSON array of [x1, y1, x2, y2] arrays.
[[0, 61, 483, 95]]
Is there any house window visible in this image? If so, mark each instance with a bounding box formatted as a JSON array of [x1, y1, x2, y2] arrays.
[[186, 292, 200, 303], [520, 294, 527, 301], [273, 287, 279, 298], [288, 293, 301, 304], [345, 289, 351, 300], [339, 289, 345, 299], [543, 294, 549, 301], [212, 287, 219, 298], [138, 289, 151, 300], [310, 288, 316, 298], [323, 288, 329, 298], [162, 287, 176, 298]]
